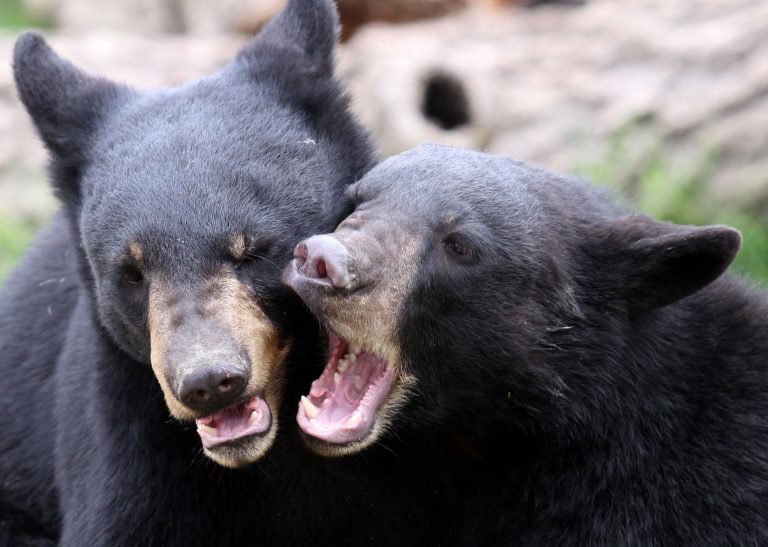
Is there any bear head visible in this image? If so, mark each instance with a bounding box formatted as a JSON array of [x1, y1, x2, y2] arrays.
[[284, 143, 741, 456], [14, 0, 373, 467]]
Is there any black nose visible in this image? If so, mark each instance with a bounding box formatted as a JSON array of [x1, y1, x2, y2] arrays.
[[294, 235, 351, 289], [178, 367, 248, 411]]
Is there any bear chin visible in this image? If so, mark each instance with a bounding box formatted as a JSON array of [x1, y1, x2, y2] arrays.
[[201, 427, 279, 468]]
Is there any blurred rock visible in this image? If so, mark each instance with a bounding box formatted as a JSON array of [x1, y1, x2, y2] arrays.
[[338, 0, 768, 206], [19, 0, 582, 37], [2, 0, 767, 226], [23, 0, 183, 33], [21, 0, 285, 35], [0, 32, 245, 220], [337, 0, 465, 39]]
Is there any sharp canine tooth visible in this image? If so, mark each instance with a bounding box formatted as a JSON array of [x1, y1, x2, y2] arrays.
[[198, 424, 217, 436], [345, 411, 362, 427], [301, 396, 320, 419], [248, 410, 262, 426]]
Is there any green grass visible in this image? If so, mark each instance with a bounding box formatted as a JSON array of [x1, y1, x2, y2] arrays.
[[577, 128, 768, 286], [0, 0, 50, 29], [0, 215, 37, 279]]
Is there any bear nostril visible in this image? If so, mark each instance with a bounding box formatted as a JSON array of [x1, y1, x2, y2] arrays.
[[316, 259, 328, 279], [217, 377, 240, 394]]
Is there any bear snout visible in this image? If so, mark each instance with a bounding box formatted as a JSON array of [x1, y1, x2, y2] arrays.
[[293, 235, 353, 289], [148, 274, 286, 422], [283, 235, 361, 309], [176, 362, 249, 413]]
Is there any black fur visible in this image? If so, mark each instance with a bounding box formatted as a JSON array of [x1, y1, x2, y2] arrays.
[[0, 3, 450, 546], [297, 144, 768, 545]]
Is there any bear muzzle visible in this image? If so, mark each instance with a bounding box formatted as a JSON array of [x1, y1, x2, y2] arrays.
[[284, 234, 358, 298], [147, 274, 287, 466]]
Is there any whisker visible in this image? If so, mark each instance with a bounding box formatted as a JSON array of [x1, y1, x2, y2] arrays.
[[246, 253, 282, 270]]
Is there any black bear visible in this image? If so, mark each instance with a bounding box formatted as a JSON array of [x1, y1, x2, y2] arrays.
[[284, 143, 768, 545], [0, 1, 452, 545]]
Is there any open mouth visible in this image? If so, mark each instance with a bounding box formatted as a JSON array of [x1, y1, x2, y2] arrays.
[[297, 333, 396, 445], [195, 396, 271, 449]]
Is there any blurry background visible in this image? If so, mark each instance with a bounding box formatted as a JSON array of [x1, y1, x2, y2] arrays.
[[1, 0, 766, 282]]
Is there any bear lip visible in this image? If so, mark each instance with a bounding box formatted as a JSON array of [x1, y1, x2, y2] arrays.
[[195, 396, 271, 449], [296, 333, 396, 445]]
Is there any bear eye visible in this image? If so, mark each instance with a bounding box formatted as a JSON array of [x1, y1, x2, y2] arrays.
[[441, 234, 477, 264], [122, 266, 144, 286], [233, 242, 273, 270], [229, 233, 274, 270], [444, 238, 466, 256]]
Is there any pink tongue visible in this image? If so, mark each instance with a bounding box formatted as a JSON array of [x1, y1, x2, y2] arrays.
[[326, 355, 383, 418], [196, 397, 271, 449], [217, 407, 252, 436], [297, 352, 395, 445]]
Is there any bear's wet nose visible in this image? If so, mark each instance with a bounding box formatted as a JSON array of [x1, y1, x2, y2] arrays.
[[294, 235, 352, 289], [178, 367, 248, 411]]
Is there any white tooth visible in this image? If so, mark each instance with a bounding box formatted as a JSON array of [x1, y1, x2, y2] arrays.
[[198, 424, 217, 436], [347, 353, 357, 363], [345, 411, 362, 428], [337, 358, 350, 373], [350, 344, 361, 354], [334, 372, 342, 383], [301, 396, 320, 419], [248, 410, 262, 426]]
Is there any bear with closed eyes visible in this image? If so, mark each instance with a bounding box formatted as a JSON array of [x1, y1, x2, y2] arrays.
[[0, 0, 455, 544]]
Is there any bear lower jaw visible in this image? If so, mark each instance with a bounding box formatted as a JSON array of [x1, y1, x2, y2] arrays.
[[194, 395, 277, 467], [202, 423, 279, 468]]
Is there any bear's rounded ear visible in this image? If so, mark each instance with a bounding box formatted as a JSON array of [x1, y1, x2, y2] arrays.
[[587, 215, 742, 312], [13, 32, 125, 160], [236, 0, 339, 76]]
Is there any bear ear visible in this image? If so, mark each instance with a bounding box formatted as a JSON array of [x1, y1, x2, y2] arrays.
[[237, 0, 339, 76], [588, 215, 742, 312], [13, 32, 125, 160]]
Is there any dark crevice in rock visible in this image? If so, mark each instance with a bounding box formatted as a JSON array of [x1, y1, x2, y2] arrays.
[[421, 71, 471, 130]]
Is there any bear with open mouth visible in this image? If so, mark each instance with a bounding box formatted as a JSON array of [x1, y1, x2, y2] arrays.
[[284, 143, 768, 545], [0, 0, 461, 544]]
